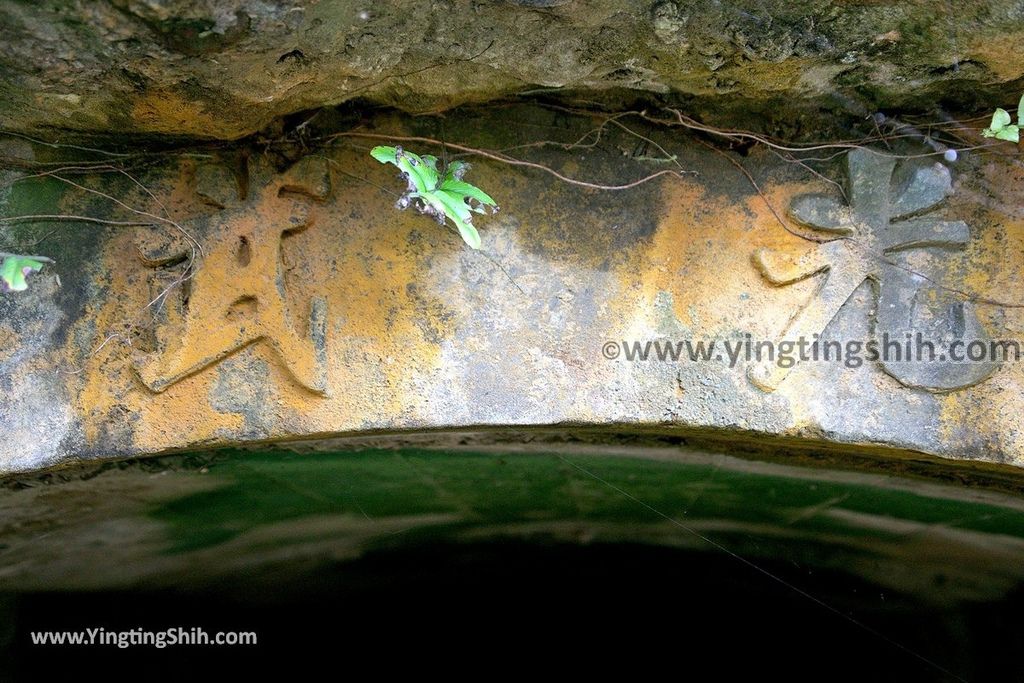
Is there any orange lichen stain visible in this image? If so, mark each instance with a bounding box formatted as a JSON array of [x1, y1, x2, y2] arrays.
[[135, 170, 327, 395], [633, 176, 823, 340], [607, 173, 842, 432], [74, 162, 244, 447], [131, 90, 232, 139], [959, 159, 1024, 300], [279, 148, 453, 430], [935, 159, 1024, 462], [0, 323, 16, 364], [75, 236, 247, 447], [966, 30, 1024, 80], [71, 149, 451, 453]]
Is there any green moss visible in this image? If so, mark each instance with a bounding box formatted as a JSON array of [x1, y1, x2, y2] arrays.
[[150, 447, 1024, 553], [1, 175, 66, 244]]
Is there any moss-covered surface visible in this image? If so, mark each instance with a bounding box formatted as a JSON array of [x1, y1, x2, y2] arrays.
[[5, 442, 1024, 677], [152, 447, 1024, 553], [3, 443, 1024, 609], [2, 0, 1024, 140]]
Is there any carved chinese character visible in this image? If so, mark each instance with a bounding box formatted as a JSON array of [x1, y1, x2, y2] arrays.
[[750, 148, 997, 392], [135, 156, 330, 395]]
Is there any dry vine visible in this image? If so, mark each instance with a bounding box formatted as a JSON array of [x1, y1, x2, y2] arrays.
[[2, 97, 1023, 350]]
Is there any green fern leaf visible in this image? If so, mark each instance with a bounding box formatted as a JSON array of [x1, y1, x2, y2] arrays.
[[372, 146, 496, 249], [1, 255, 44, 292]]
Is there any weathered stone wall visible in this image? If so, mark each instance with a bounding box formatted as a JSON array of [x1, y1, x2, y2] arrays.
[[1, 0, 1023, 139], [1, 106, 1021, 473]]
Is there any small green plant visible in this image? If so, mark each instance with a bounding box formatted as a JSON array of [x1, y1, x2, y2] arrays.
[[0, 253, 47, 293], [982, 93, 1024, 143], [370, 145, 498, 249]]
